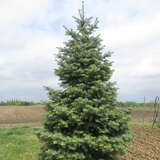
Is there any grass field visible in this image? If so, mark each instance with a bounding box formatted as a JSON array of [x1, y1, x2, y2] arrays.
[[0, 127, 41, 160]]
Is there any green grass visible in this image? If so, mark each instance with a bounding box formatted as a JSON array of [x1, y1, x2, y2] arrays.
[[130, 121, 160, 129], [0, 127, 41, 160], [130, 121, 152, 128], [117, 101, 154, 108], [0, 99, 46, 106], [0, 100, 37, 106]]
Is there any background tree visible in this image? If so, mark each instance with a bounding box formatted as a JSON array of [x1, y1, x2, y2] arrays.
[[38, 3, 133, 160]]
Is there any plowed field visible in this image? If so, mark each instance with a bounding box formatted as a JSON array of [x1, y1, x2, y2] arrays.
[[0, 105, 45, 128], [120, 127, 160, 160]]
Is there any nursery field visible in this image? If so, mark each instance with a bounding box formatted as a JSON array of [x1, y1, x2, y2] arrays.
[[0, 126, 160, 160], [0, 105, 45, 128], [0, 106, 160, 160], [0, 105, 157, 127], [119, 127, 160, 160]]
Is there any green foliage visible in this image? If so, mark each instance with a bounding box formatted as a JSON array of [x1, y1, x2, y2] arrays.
[[117, 101, 154, 108], [0, 99, 36, 106], [156, 120, 160, 128], [38, 7, 133, 160]]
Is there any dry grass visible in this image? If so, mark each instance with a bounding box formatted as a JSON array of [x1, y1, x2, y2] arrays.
[[131, 107, 155, 122], [0, 105, 46, 127], [0, 106, 158, 128]]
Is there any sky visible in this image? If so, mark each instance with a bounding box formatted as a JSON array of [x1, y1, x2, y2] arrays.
[[0, 0, 160, 102]]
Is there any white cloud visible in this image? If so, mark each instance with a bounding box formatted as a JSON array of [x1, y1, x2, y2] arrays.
[[0, 0, 53, 24], [99, 1, 160, 99], [102, 11, 160, 48], [0, 0, 61, 95]]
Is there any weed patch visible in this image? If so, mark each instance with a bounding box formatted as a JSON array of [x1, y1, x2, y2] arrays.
[[0, 127, 41, 160]]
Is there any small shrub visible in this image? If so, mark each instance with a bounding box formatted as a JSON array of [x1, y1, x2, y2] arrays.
[[156, 120, 160, 128]]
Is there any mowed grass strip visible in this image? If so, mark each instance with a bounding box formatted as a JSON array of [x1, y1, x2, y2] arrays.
[[0, 127, 41, 160]]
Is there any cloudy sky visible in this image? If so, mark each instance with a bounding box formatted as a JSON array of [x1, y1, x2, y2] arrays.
[[0, 0, 160, 102]]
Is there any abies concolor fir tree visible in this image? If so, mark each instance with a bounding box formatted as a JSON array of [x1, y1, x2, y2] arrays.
[[38, 3, 133, 160]]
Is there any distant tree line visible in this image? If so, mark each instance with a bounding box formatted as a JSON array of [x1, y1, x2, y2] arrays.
[[0, 99, 37, 106], [117, 101, 155, 108]]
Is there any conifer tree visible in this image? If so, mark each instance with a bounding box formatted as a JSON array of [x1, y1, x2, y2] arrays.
[[38, 2, 133, 160]]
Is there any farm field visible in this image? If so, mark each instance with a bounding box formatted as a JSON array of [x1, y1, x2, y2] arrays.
[[0, 105, 160, 160], [119, 127, 160, 160], [0, 127, 41, 160], [0, 105, 156, 127], [0, 105, 45, 128]]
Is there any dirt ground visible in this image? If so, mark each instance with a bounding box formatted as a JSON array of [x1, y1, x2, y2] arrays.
[[0, 105, 45, 127], [0, 106, 160, 160], [120, 127, 160, 160], [131, 107, 155, 122], [0, 106, 157, 125]]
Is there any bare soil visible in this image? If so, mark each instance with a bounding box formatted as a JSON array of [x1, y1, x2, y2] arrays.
[[120, 127, 160, 160], [0, 105, 45, 127], [0, 106, 158, 127], [131, 107, 155, 122]]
